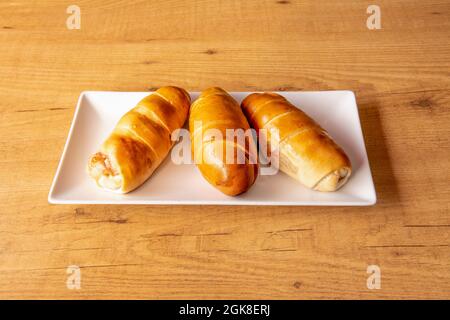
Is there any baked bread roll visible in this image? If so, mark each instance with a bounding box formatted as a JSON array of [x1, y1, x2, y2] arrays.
[[87, 86, 190, 193], [241, 93, 351, 191], [189, 87, 258, 196]]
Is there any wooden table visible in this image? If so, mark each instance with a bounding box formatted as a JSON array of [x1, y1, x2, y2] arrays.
[[0, 0, 449, 299]]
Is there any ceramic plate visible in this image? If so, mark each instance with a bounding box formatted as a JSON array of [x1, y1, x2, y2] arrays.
[[48, 91, 376, 205]]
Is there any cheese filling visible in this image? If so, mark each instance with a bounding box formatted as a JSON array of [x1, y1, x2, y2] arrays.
[[314, 167, 350, 192], [88, 152, 122, 191]]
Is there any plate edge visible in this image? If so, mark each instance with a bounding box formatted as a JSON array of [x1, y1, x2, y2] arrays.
[[49, 90, 377, 206], [48, 91, 87, 204]]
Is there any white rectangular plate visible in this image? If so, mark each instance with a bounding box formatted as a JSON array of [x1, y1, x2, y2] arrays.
[[49, 91, 376, 206]]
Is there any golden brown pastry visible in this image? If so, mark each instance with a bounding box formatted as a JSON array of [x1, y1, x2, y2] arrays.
[[241, 92, 351, 191], [87, 86, 190, 193], [189, 87, 258, 196]]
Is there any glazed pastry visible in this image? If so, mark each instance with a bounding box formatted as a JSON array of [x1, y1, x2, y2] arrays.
[[189, 87, 258, 196], [87, 86, 190, 193], [241, 93, 351, 191]]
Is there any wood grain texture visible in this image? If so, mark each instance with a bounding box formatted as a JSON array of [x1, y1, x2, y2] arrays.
[[0, 0, 449, 299]]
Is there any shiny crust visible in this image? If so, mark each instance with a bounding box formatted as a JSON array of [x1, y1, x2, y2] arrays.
[[189, 87, 258, 196], [241, 93, 351, 192], [87, 86, 190, 193]]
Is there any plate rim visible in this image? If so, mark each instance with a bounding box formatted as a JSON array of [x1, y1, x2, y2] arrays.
[[48, 90, 377, 206]]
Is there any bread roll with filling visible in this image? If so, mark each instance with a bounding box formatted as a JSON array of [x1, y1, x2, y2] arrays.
[[189, 87, 258, 196], [241, 92, 351, 191], [87, 86, 190, 193]]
